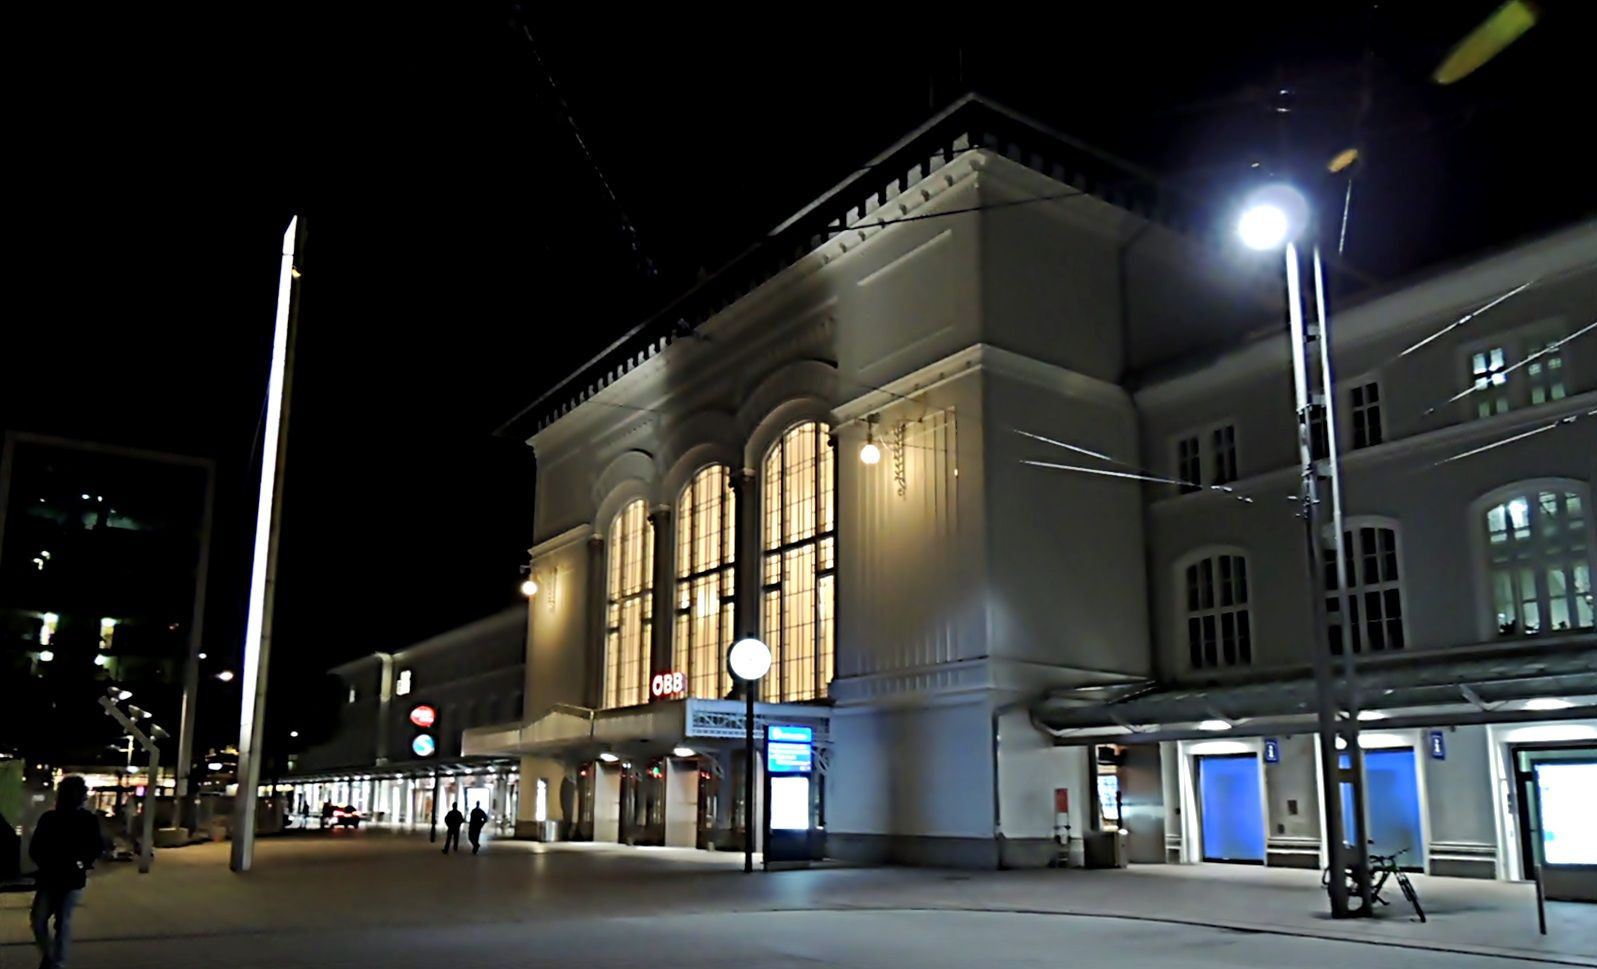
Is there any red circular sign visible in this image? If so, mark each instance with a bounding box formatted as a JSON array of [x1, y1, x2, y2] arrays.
[[409, 705, 437, 728]]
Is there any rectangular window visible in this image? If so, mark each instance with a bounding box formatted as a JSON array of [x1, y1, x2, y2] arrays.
[[1184, 554, 1252, 670], [1176, 435, 1201, 494], [1471, 346, 1510, 419], [1307, 404, 1329, 462], [1349, 381, 1383, 449], [1525, 339, 1567, 406], [1210, 425, 1238, 485], [1326, 525, 1405, 654]]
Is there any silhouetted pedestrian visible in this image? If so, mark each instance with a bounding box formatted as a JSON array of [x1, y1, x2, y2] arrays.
[[29, 776, 105, 969], [442, 803, 464, 854], [468, 803, 488, 854]]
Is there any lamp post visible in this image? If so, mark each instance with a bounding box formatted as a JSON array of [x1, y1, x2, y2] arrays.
[[1238, 185, 1372, 918], [728, 636, 772, 874]]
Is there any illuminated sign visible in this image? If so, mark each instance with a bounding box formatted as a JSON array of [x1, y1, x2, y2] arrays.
[[1264, 738, 1280, 764], [412, 734, 436, 758], [1429, 731, 1446, 760], [650, 671, 686, 699], [766, 724, 814, 775], [409, 705, 437, 729], [1536, 762, 1597, 866]]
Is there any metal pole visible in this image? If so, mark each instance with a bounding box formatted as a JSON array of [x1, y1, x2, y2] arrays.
[[175, 463, 216, 831], [140, 747, 160, 874], [744, 676, 755, 873], [1535, 864, 1547, 935], [430, 774, 440, 843], [232, 217, 302, 873], [1310, 245, 1373, 913], [1284, 242, 1352, 918]]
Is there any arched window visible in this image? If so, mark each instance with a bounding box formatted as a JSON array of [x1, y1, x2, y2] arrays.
[[1483, 486, 1593, 636], [675, 465, 736, 699], [1325, 523, 1406, 654], [761, 422, 835, 701], [604, 499, 654, 708], [1182, 552, 1252, 670]]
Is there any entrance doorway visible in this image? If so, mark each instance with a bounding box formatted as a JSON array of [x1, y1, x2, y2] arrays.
[[1197, 753, 1265, 864], [1512, 743, 1597, 902], [1341, 748, 1423, 868]]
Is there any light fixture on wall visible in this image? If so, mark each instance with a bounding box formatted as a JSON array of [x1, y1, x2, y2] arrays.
[[859, 414, 882, 465], [520, 576, 539, 597], [1196, 719, 1232, 732]]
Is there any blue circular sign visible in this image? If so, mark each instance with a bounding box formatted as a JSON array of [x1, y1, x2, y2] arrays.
[[412, 734, 436, 758]]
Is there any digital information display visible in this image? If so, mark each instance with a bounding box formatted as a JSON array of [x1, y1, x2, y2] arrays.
[[1536, 761, 1597, 866], [766, 725, 813, 775]]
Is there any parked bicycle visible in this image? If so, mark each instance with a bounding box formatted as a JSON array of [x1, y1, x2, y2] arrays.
[[1322, 846, 1426, 922]]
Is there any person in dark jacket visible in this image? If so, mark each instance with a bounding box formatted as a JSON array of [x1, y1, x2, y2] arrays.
[[467, 803, 489, 855], [30, 776, 104, 969], [441, 803, 464, 854]]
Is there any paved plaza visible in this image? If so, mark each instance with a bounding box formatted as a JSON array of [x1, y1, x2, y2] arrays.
[[3, 830, 1592, 967]]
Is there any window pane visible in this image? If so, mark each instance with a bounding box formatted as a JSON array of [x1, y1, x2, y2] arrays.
[[676, 467, 736, 698], [760, 422, 835, 701], [605, 499, 654, 708]]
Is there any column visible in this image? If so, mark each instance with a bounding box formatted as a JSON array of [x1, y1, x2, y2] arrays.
[[649, 507, 674, 681], [730, 469, 760, 642], [585, 535, 606, 707]]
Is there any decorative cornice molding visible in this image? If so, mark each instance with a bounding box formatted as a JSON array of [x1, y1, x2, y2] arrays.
[[529, 523, 594, 560]]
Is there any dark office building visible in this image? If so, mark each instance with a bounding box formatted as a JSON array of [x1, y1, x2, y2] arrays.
[[0, 433, 212, 772]]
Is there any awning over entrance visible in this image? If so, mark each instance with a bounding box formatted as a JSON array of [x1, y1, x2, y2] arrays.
[[1034, 638, 1597, 744], [462, 698, 831, 761]]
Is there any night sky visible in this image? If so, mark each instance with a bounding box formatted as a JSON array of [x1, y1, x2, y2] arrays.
[[4, 3, 1594, 737]]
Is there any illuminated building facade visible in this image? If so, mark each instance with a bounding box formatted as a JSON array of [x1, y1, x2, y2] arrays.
[[479, 97, 1595, 883]]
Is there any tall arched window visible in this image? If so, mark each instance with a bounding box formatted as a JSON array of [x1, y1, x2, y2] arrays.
[[1181, 552, 1252, 670], [1325, 523, 1406, 654], [761, 421, 835, 701], [604, 499, 653, 708], [675, 465, 736, 699], [1483, 486, 1593, 636]]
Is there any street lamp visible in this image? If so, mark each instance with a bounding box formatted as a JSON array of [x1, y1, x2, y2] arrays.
[[1236, 184, 1372, 919], [728, 636, 771, 873]]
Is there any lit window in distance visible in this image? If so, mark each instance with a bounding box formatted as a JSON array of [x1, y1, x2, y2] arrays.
[[396, 669, 412, 696]]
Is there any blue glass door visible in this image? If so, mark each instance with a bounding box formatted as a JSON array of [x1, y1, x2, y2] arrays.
[[1199, 754, 1265, 863], [1340, 748, 1423, 866]]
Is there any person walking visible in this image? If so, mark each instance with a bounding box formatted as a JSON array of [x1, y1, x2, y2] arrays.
[[29, 776, 105, 969], [467, 803, 489, 855], [441, 803, 464, 854]]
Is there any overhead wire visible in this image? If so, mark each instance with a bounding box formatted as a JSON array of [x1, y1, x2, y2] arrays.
[[1398, 281, 1536, 358], [1434, 409, 1596, 467]]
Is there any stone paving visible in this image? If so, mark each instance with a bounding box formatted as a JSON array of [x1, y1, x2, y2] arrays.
[[2, 830, 1592, 966]]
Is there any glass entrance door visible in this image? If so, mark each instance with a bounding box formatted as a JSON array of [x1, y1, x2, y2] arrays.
[[1340, 748, 1424, 868], [1198, 754, 1265, 863]]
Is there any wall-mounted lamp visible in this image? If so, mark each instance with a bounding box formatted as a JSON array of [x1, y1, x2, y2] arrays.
[[859, 414, 882, 465]]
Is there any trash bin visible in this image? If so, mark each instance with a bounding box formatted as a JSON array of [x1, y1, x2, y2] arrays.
[[1083, 829, 1128, 869]]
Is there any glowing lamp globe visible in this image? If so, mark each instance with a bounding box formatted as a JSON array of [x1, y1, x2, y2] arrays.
[[520, 577, 539, 597], [1236, 183, 1309, 251], [728, 637, 772, 682], [859, 441, 882, 465]]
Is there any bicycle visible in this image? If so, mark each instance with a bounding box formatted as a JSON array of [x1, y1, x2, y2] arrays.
[[1322, 846, 1427, 922]]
